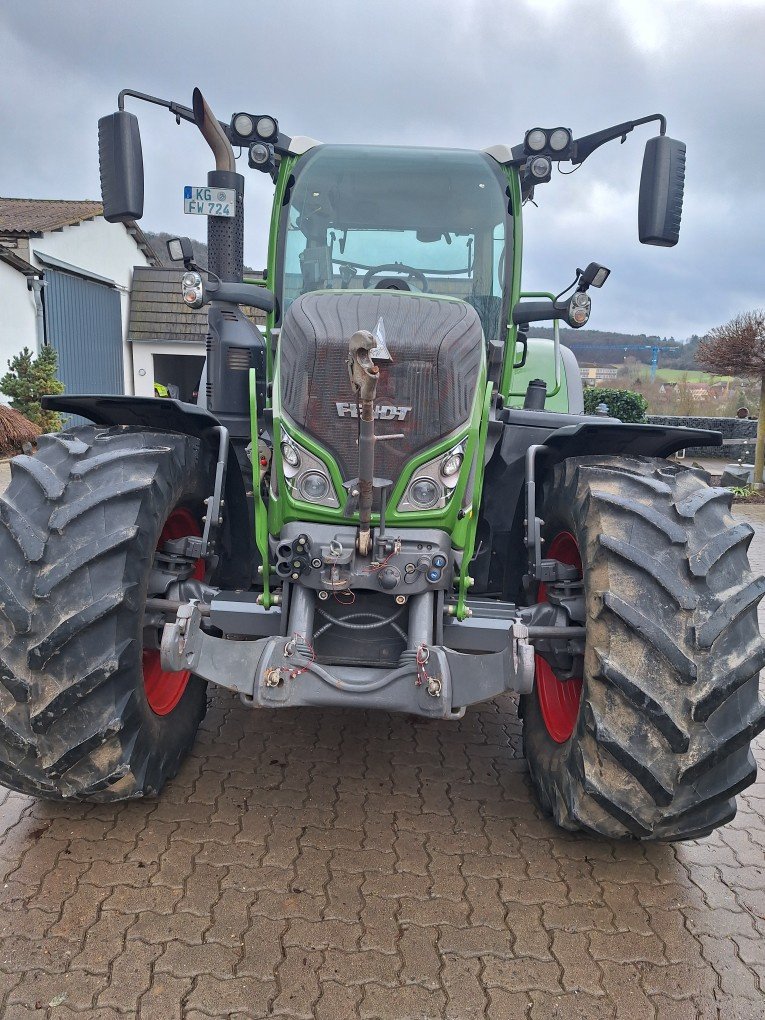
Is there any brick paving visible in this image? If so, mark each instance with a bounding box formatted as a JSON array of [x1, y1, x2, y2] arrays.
[[0, 461, 764, 1018]]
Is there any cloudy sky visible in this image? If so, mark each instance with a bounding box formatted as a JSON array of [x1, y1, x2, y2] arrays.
[[1, 0, 762, 338]]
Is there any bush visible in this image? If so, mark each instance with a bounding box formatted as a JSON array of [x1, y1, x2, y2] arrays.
[[583, 387, 647, 423], [0, 346, 64, 433]]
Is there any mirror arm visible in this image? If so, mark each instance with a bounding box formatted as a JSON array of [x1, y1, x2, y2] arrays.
[[118, 89, 195, 124], [572, 113, 667, 165]]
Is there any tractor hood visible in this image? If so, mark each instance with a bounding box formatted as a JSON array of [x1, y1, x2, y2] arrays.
[[278, 291, 483, 491]]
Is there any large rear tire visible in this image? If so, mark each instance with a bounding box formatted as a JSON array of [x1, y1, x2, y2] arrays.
[[0, 426, 213, 801], [520, 456, 765, 841]]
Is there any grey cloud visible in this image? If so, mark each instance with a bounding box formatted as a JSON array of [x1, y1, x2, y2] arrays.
[[1, 0, 762, 336]]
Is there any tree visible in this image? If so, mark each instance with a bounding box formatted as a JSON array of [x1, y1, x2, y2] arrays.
[[696, 309, 765, 483], [0, 346, 64, 433]]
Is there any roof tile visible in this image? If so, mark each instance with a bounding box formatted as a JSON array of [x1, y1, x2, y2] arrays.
[[0, 197, 103, 235]]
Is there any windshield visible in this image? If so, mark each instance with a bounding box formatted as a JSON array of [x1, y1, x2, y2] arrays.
[[279, 145, 511, 340]]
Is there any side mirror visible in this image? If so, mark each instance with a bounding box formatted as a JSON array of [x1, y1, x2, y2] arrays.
[[638, 135, 686, 246], [97, 111, 144, 223]]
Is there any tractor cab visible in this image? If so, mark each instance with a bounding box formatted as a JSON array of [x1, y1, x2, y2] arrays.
[[277, 144, 512, 346]]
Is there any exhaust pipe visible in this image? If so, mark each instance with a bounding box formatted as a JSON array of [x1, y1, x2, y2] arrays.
[[348, 330, 380, 556], [192, 87, 235, 172], [190, 87, 243, 283]]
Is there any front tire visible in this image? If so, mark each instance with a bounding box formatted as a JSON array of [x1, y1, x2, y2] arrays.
[[0, 426, 213, 801], [521, 456, 765, 841]]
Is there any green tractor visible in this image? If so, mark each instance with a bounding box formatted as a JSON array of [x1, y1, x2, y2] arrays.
[[0, 87, 762, 842]]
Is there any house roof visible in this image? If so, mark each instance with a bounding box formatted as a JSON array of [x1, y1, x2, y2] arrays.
[[0, 197, 161, 266], [129, 266, 265, 343], [0, 197, 103, 235], [0, 243, 40, 277]]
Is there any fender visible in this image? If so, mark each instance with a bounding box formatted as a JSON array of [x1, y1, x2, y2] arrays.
[[42, 394, 255, 588], [475, 408, 722, 595]]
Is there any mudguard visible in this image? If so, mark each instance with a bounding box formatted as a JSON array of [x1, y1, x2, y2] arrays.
[[475, 409, 722, 595], [42, 394, 254, 588]]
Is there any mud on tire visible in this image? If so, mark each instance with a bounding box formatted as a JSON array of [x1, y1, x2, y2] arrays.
[[520, 455, 765, 841], [0, 426, 213, 801]]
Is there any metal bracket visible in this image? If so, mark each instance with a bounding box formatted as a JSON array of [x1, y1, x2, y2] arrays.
[[524, 443, 579, 585], [509, 620, 535, 690], [200, 425, 229, 570], [160, 600, 265, 697]]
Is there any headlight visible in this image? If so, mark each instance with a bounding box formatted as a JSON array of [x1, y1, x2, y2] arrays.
[[279, 427, 339, 508], [280, 440, 300, 468], [299, 471, 329, 501], [526, 128, 547, 152], [398, 439, 467, 512], [549, 128, 571, 152], [440, 451, 463, 477], [409, 477, 440, 509]]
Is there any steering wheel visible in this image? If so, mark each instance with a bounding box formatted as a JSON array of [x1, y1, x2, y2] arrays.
[[362, 264, 429, 292]]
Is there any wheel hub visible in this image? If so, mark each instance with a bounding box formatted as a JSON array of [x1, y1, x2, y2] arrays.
[[534, 531, 583, 743], [142, 507, 204, 716]]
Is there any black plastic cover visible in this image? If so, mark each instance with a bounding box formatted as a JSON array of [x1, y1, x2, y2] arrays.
[[638, 135, 685, 246], [98, 111, 144, 223]]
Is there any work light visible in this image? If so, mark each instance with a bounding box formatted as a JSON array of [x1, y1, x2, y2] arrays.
[[232, 113, 255, 138], [528, 155, 552, 181], [166, 236, 194, 264], [256, 116, 277, 140], [526, 129, 547, 152], [549, 128, 572, 152]]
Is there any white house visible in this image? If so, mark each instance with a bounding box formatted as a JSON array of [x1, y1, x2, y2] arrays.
[[0, 198, 159, 400]]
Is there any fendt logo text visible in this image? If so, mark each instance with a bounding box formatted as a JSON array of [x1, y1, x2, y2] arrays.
[[335, 402, 412, 421]]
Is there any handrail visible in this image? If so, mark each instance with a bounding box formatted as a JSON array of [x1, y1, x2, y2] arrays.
[[506, 291, 562, 399]]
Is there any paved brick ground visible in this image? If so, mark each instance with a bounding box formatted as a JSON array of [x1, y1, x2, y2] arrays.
[[0, 460, 764, 1018]]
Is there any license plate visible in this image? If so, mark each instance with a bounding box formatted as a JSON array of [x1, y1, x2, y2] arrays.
[[183, 186, 236, 218]]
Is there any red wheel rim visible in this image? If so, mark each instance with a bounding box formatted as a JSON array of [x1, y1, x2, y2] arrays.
[[535, 531, 583, 743], [142, 507, 204, 717]]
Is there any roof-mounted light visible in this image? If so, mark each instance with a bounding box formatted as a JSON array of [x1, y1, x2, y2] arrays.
[[523, 126, 574, 159], [526, 128, 547, 152], [255, 116, 277, 141], [549, 127, 572, 152], [232, 113, 254, 138]]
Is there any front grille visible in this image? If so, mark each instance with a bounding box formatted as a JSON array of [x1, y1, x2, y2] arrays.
[[313, 590, 409, 667]]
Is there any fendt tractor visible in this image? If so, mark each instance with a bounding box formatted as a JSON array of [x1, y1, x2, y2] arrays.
[[0, 87, 762, 842]]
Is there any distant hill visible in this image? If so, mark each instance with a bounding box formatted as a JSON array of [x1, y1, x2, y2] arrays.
[[531, 326, 684, 366]]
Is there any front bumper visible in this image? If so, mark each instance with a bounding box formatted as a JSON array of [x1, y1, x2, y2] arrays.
[[160, 594, 535, 718]]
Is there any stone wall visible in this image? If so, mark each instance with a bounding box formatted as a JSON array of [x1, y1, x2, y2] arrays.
[[647, 415, 757, 460]]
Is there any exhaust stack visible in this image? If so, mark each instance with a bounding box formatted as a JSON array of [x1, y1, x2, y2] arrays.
[[192, 87, 243, 283]]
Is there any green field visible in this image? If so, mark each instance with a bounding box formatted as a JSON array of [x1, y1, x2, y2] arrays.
[[640, 368, 735, 384]]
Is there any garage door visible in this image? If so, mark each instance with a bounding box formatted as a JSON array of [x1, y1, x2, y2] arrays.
[[43, 267, 124, 397]]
